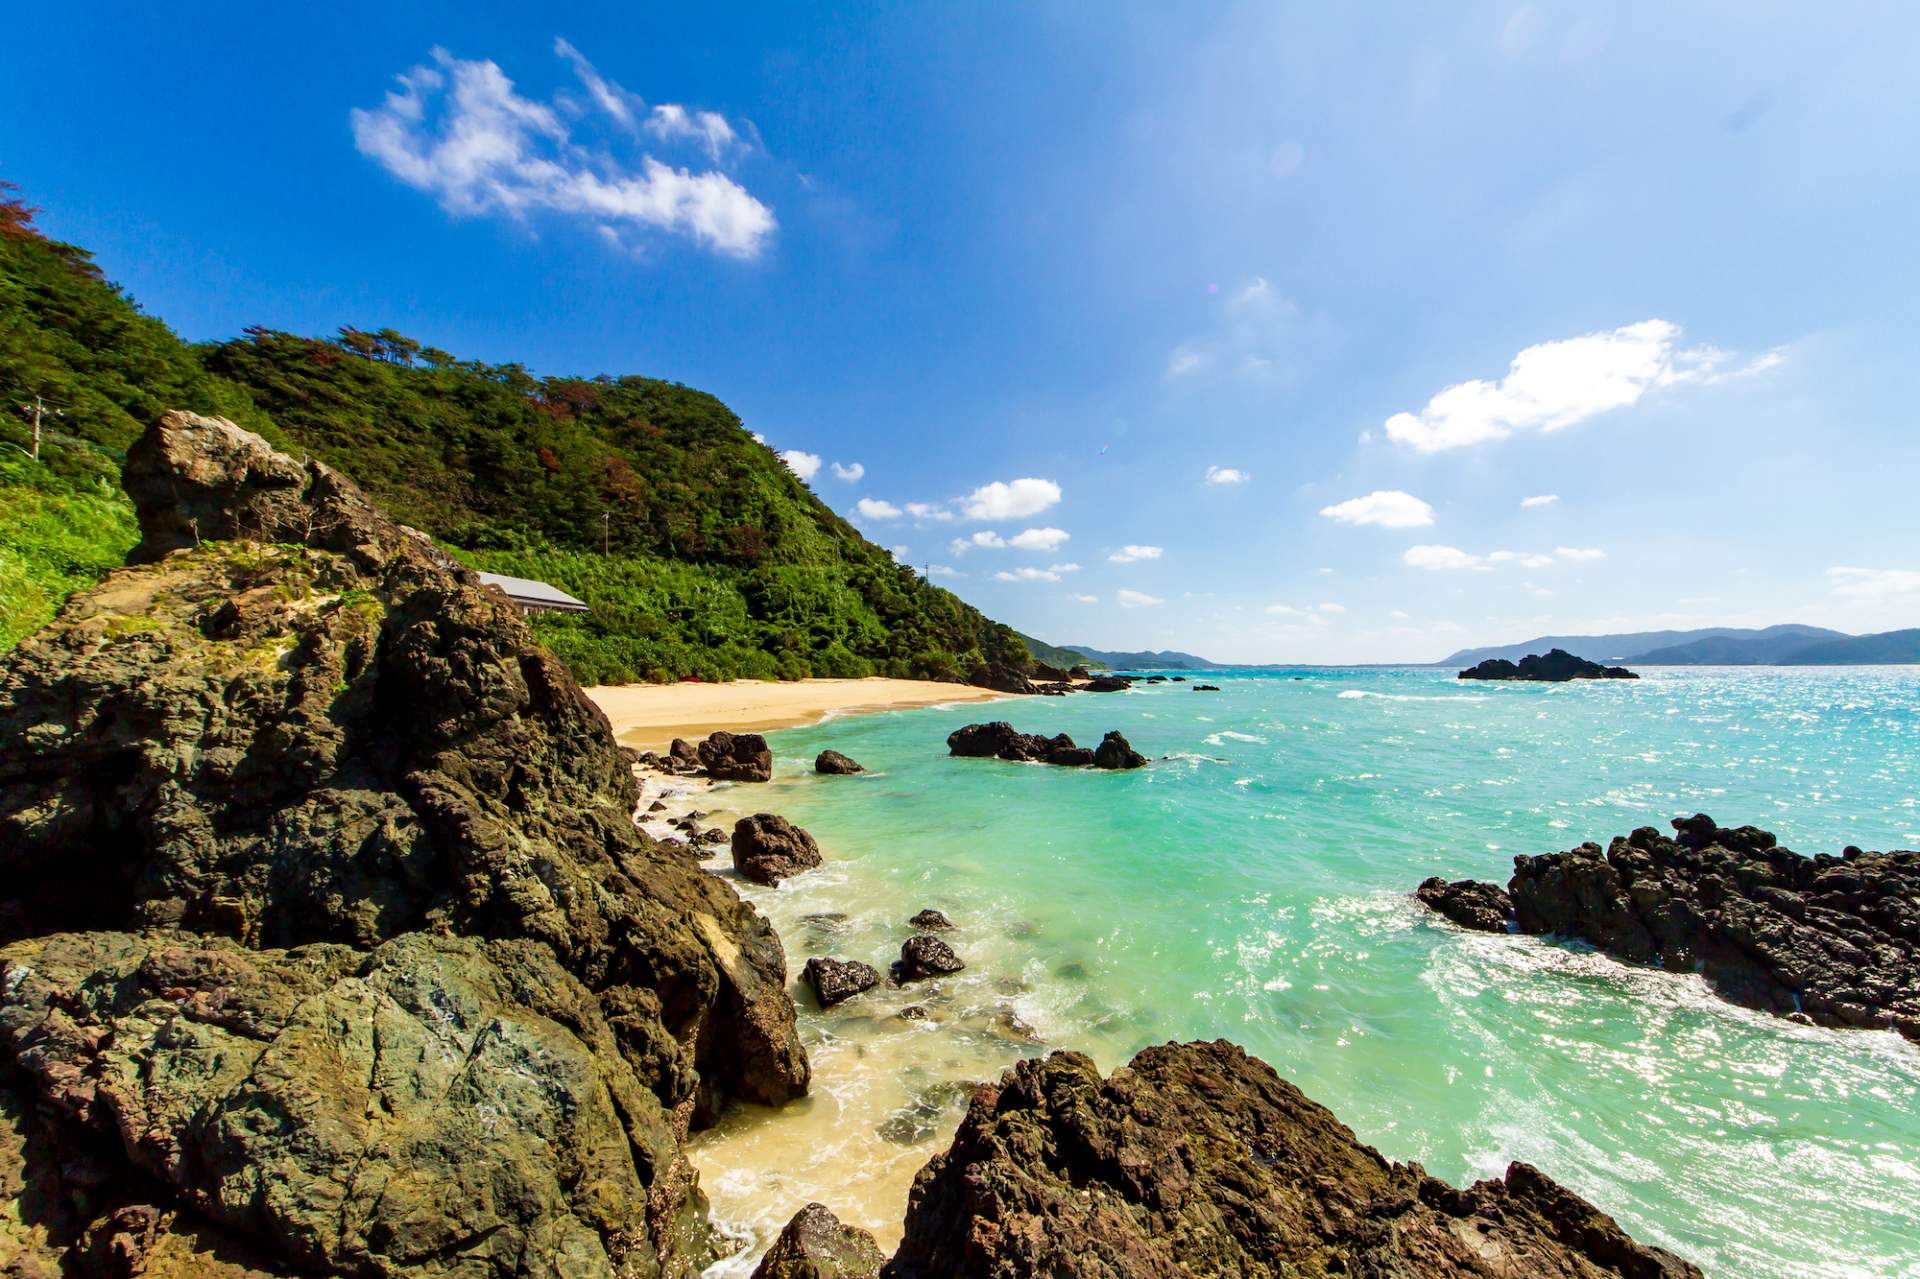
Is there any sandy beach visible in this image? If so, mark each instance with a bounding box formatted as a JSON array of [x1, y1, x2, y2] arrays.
[[583, 676, 1011, 752]]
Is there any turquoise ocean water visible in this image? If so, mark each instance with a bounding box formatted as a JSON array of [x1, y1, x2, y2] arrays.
[[689, 667, 1920, 1277]]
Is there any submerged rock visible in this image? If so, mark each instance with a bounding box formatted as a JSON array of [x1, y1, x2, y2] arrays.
[[946, 723, 1143, 769], [908, 909, 953, 931], [1506, 815, 1919, 1039], [803, 957, 882, 1008], [894, 936, 965, 982], [700, 730, 774, 781], [751, 1203, 886, 1279], [733, 813, 825, 886], [815, 749, 865, 775], [1416, 876, 1513, 932], [885, 1041, 1702, 1278], [1459, 647, 1638, 681], [1092, 730, 1147, 770]]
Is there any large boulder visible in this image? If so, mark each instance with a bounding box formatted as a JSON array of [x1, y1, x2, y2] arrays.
[[0, 414, 811, 1275], [802, 958, 881, 1008], [815, 749, 865, 775], [1505, 815, 1919, 1039], [894, 936, 964, 983], [699, 730, 774, 781], [752, 1203, 886, 1279], [885, 1041, 1701, 1278], [1092, 730, 1147, 770], [733, 813, 825, 886], [1416, 876, 1513, 932], [945, 721, 1045, 761], [966, 665, 1037, 695]]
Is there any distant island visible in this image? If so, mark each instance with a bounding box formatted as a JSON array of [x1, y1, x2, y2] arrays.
[[1443, 624, 1920, 668], [1459, 649, 1638, 682]]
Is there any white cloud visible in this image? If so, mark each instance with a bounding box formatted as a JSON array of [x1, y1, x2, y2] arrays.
[[831, 461, 865, 483], [1167, 346, 1205, 376], [995, 564, 1080, 583], [1317, 602, 1345, 614], [904, 501, 955, 522], [1828, 566, 1920, 599], [1204, 465, 1250, 485], [643, 103, 738, 161], [1318, 490, 1435, 529], [1116, 589, 1164, 608], [1554, 546, 1607, 562], [1265, 604, 1305, 616], [889, 544, 908, 558], [853, 497, 901, 520], [927, 564, 962, 578], [1405, 545, 1489, 571], [779, 449, 821, 480], [1383, 320, 1777, 453], [352, 45, 775, 258], [1520, 494, 1560, 508], [750, 431, 766, 444], [1108, 545, 1164, 564], [1390, 609, 1411, 620], [1488, 550, 1556, 569], [1070, 593, 1098, 604], [1008, 527, 1070, 552], [950, 531, 1005, 554], [960, 478, 1061, 521]]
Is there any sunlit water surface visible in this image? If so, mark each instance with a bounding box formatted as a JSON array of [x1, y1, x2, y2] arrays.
[[685, 667, 1920, 1277]]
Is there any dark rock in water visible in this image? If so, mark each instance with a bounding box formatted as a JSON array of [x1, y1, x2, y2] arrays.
[[967, 664, 1037, 695], [885, 1041, 1702, 1279], [1171, 675, 1187, 682], [897, 1005, 930, 1021], [909, 909, 954, 931], [1092, 730, 1148, 770], [895, 935, 965, 982], [947, 723, 1132, 769], [1459, 647, 1638, 681], [1416, 876, 1513, 932], [696, 827, 728, 846], [732, 813, 825, 885], [1067, 665, 1092, 679], [815, 749, 865, 775], [700, 729, 774, 780], [647, 799, 669, 813], [1193, 683, 1221, 691], [0, 413, 810, 1275], [803, 957, 882, 1007], [752, 1202, 886, 1279], [1505, 815, 1919, 1040], [1144, 675, 1168, 683], [670, 736, 700, 765], [1083, 675, 1132, 692], [1044, 741, 1095, 765]]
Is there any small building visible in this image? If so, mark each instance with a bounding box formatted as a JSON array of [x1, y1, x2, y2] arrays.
[[475, 571, 589, 616]]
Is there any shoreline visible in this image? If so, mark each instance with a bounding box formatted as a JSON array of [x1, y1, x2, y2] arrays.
[[584, 676, 1013, 753]]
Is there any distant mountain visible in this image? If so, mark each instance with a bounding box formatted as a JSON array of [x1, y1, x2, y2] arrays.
[[1019, 632, 1101, 670], [1777, 628, 1920, 665], [1634, 628, 1860, 665], [1441, 625, 1847, 667], [1063, 644, 1222, 670]]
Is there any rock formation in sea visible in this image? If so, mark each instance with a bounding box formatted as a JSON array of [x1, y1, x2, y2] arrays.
[[907, 909, 953, 930], [1458, 647, 1639, 681], [0, 412, 810, 1276], [1416, 876, 1514, 932], [815, 749, 865, 774], [752, 1203, 886, 1279], [945, 722, 1146, 768], [895, 935, 965, 982], [884, 1040, 1703, 1278], [1092, 730, 1148, 770], [1415, 814, 1919, 1041], [732, 813, 826, 885], [802, 957, 882, 1007], [700, 730, 776, 781]]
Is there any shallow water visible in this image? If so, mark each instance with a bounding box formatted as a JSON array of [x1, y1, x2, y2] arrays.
[[689, 666, 1920, 1277]]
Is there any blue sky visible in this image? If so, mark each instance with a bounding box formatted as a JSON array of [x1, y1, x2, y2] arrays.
[[8, 3, 1919, 660]]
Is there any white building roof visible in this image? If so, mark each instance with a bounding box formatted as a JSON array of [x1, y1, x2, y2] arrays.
[[475, 572, 589, 612]]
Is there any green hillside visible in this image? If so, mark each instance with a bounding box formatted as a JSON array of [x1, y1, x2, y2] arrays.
[[0, 184, 1027, 683], [1019, 631, 1099, 670]]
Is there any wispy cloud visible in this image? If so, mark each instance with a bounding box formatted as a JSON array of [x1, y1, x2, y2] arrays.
[[1070, 593, 1098, 604], [1553, 546, 1607, 562], [1204, 465, 1250, 485], [853, 497, 901, 520], [1520, 493, 1560, 508], [1108, 545, 1163, 564], [831, 461, 865, 482], [1405, 545, 1603, 571], [904, 501, 955, 523], [1383, 320, 1780, 453], [1164, 276, 1334, 383], [1319, 490, 1435, 529], [1117, 589, 1164, 608], [994, 563, 1081, 584], [352, 42, 774, 257], [1826, 566, 1920, 599]]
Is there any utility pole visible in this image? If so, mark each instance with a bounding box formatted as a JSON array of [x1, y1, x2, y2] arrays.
[[18, 395, 57, 461], [603, 512, 611, 556]]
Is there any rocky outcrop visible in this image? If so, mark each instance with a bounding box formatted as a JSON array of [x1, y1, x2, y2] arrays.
[[733, 813, 825, 886], [802, 958, 881, 1008], [1083, 675, 1132, 692], [815, 749, 865, 775], [894, 936, 964, 982], [1416, 876, 1513, 932], [907, 909, 953, 931], [752, 1203, 886, 1279], [1192, 683, 1221, 691], [945, 723, 1144, 769], [700, 730, 774, 781], [967, 665, 1037, 695], [886, 1041, 1701, 1278], [0, 413, 810, 1275], [1092, 730, 1147, 770], [1459, 648, 1638, 681], [1413, 815, 1919, 1040]]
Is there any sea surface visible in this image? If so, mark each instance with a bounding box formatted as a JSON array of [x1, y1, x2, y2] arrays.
[[688, 666, 1920, 1278]]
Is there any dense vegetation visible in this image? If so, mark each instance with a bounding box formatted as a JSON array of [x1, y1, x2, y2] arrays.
[[0, 183, 1028, 681], [1019, 632, 1098, 670]]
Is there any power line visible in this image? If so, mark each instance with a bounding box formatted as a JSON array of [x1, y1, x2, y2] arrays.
[[16, 395, 63, 462]]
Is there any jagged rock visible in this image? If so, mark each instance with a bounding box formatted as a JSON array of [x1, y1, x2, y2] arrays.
[[751, 1203, 886, 1279], [945, 724, 1121, 768], [1092, 730, 1147, 770], [908, 909, 953, 931], [1067, 665, 1092, 679], [1416, 876, 1513, 932], [733, 813, 825, 886], [967, 665, 1037, 695], [1459, 648, 1639, 681], [1043, 736, 1095, 766], [1505, 815, 1919, 1039], [885, 1041, 1701, 1278], [802, 958, 881, 1008], [1170, 675, 1187, 682], [1031, 661, 1071, 682], [1083, 675, 1132, 692], [1, 931, 716, 1278], [815, 749, 865, 775], [0, 413, 809, 1274], [1193, 683, 1221, 691], [894, 936, 964, 983], [699, 730, 774, 781]]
